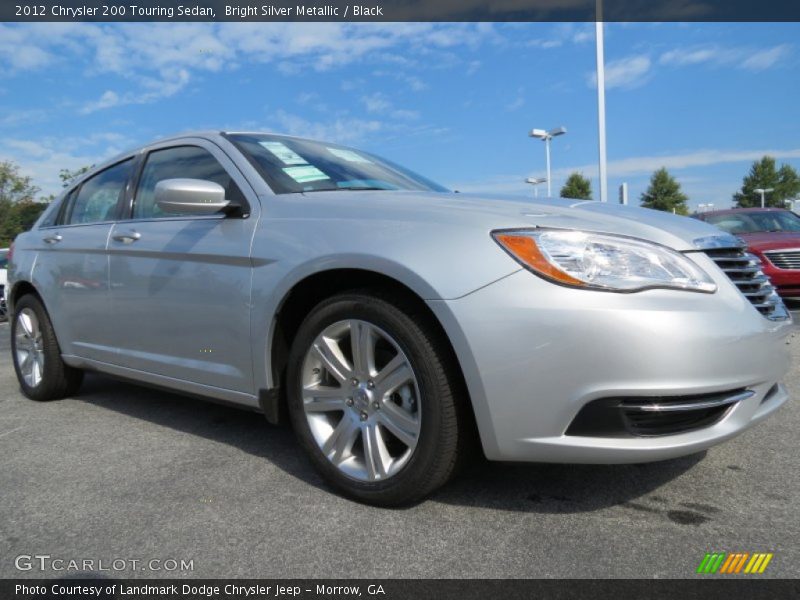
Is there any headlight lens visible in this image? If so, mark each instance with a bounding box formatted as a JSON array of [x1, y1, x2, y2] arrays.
[[492, 229, 716, 293]]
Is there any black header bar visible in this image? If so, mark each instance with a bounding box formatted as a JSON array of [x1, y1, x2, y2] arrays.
[[4, 0, 800, 22]]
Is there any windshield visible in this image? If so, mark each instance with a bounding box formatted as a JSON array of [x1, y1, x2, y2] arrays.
[[0, 250, 7, 269], [227, 134, 448, 195], [704, 211, 800, 234]]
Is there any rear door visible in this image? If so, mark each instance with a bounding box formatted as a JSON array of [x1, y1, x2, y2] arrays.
[[32, 158, 135, 362], [107, 139, 259, 393]]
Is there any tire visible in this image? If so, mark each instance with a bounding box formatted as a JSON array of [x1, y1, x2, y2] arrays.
[[286, 291, 469, 506], [11, 294, 83, 401]]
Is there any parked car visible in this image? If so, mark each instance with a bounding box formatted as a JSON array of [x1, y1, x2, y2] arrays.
[[695, 207, 800, 298], [0, 248, 9, 321], [6, 132, 792, 505]]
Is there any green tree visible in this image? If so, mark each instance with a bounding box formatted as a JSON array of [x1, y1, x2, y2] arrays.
[[640, 167, 689, 215], [59, 165, 93, 188], [733, 156, 800, 208], [0, 161, 48, 247], [0, 160, 38, 204], [559, 172, 592, 200], [13, 199, 48, 231]]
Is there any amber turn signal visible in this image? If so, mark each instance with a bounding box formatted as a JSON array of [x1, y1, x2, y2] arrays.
[[494, 233, 585, 287]]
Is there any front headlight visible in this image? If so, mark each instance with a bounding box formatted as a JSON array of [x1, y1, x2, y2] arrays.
[[492, 228, 717, 293]]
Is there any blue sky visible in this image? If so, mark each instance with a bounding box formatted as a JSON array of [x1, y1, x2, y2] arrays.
[[0, 21, 798, 209]]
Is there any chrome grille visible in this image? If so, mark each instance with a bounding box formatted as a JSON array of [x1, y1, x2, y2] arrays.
[[703, 247, 788, 320], [765, 249, 800, 270]]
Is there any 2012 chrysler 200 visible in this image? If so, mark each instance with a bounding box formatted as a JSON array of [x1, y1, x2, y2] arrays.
[[7, 132, 792, 505]]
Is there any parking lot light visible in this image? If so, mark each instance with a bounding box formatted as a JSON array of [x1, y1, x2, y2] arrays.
[[525, 177, 547, 198], [529, 127, 567, 197], [754, 188, 774, 208]]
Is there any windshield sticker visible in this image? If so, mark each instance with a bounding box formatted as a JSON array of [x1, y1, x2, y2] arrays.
[[283, 165, 330, 183], [327, 147, 373, 164], [259, 141, 307, 165]]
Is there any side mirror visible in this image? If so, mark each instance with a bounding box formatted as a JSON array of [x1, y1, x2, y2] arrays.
[[155, 179, 230, 215]]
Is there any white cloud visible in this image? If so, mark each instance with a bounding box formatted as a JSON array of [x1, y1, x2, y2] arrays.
[[270, 110, 384, 145], [0, 131, 136, 196], [80, 90, 121, 113], [659, 47, 730, 67], [1, 142, 99, 196], [362, 93, 392, 114], [405, 75, 427, 91], [741, 45, 792, 71], [372, 70, 428, 91], [659, 44, 792, 72], [525, 38, 563, 49], [0, 23, 495, 113], [0, 108, 46, 127], [80, 67, 190, 113], [360, 92, 419, 121], [523, 23, 594, 49], [589, 55, 651, 90], [505, 93, 525, 111]]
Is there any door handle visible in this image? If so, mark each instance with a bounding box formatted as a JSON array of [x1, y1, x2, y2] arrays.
[[43, 234, 62, 244], [112, 231, 141, 244]]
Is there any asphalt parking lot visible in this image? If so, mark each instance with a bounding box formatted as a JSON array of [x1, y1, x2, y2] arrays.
[[1, 314, 799, 580]]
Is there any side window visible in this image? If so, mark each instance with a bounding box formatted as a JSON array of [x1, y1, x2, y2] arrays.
[[41, 190, 73, 227], [67, 159, 133, 225], [133, 146, 245, 220]]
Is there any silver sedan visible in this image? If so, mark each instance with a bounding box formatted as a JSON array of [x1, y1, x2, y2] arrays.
[[6, 131, 792, 505]]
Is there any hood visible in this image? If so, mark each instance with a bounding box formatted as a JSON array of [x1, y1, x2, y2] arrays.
[[271, 190, 728, 252], [737, 231, 800, 251]]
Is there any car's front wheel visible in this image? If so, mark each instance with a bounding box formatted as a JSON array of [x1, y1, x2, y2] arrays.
[[286, 292, 468, 506], [11, 294, 83, 401]]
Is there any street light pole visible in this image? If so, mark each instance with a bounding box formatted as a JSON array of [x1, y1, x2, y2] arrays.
[[525, 177, 547, 198], [529, 127, 567, 197], [595, 0, 608, 203], [754, 187, 774, 208], [545, 140, 552, 196]]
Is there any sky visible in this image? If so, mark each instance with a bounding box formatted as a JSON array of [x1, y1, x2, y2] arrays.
[[0, 21, 799, 210]]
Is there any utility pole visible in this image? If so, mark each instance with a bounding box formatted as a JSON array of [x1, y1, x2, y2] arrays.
[[596, 0, 608, 203]]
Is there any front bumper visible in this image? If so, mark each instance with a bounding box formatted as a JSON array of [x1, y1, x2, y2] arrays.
[[428, 262, 792, 463]]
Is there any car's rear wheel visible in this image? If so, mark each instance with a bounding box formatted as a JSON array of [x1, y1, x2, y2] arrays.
[[286, 292, 467, 506], [11, 294, 83, 401]]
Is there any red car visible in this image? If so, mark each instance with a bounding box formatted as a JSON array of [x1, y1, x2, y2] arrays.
[[695, 207, 800, 298]]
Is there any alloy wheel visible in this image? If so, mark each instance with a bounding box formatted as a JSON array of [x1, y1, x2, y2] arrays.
[[15, 308, 45, 388], [301, 319, 421, 482]]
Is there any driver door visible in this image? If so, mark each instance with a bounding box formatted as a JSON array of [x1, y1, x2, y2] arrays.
[[107, 139, 259, 393]]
